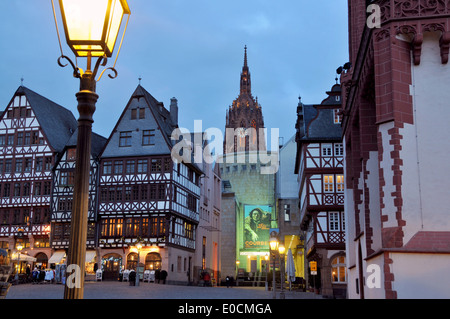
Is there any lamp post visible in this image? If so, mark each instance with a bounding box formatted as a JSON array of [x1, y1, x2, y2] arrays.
[[14, 244, 23, 282], [235, 260, 240, 286], [278, 244, 286, 299], [52, 0, 130, 299], [269, 237, 279, 299], [264, 254, 269, 291], [135, 243, 142, 287]]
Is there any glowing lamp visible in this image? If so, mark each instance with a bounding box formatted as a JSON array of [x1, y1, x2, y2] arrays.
[[58, 0, 130, 57], [278, 244, 285, 255], [269, 238, 279, 251]]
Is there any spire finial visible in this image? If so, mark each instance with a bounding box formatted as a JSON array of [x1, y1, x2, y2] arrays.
[[138, 76, 142, 85], [244, 45, 248, 68]]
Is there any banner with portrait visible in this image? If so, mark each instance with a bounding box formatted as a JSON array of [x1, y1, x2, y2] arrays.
[[243, 205, 272, 249]]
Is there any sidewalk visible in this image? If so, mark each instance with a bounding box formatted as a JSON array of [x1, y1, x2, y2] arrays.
[[5, 281, 324, 299]]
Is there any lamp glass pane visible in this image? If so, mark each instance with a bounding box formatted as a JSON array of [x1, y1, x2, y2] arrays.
[[106, 0, 125, 54], [61, 0, 109, 42]]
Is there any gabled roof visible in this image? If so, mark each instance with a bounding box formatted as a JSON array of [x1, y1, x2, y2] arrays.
[[98, 85, 178, 158], [132, 85, 178, 146], [14, 86, 78, 153], [296, 84, 342, 142]]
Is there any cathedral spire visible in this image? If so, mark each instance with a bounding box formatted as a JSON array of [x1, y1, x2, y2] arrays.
[[244, 45, 248, 69], [240, 45, 251, 95]]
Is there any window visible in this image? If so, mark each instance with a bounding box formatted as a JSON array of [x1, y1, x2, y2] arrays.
[[35, 157, 43, 172], [331, 256, 346, 283], [114, 161, 123, 174], [100, 187, 108, 202], [17, 132, 23, 146], [126, 160, 135, 174], [67, 148, 76, 161], [24, 132, 31, 145], [284, 204, 291, 222], [43, 181, 51, 195], [321, 144, 332, 157], [13, 183, 21, 197], [119, 131, 132, 147], [31, 131, 39, 145], [111, 186, 120, 202], [137, 159, 148, 173], [34, 182, 41, 196], [145, 253, 162, 270], [336, 175, 344, 192], [7, 135, 14, 146], [140, 184, 148, 201], [103, 161, 112, 175], [324, 175, 334, 192], [131, 109, 137, 120], [334, 109, 342, 124], [335, 143, 344, 157], [139, 108, 145, 119], [24, 158, 32, 172], [60, 171, 69, 185], [5, 160, 12, 173], [109, 187, 116, 202], [15, 159, 23, 173], [44, 157, 52, 171], [23, 183, 30, 196], [0, 135, 5, 146], [329, 212, 340, 231], [124, 186, 132, 201], [151, 159, 162, 173], [143, 130, 155, 146], [2, 183, 11, 198]]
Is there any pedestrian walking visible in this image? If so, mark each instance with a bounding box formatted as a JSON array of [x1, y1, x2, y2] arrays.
[[226, 276, 230, 288]]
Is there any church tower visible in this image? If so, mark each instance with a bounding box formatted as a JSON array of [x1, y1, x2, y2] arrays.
[[224, 46, 265, 154]]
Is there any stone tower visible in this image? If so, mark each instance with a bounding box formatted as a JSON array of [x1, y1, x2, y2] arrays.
[[224, 46, 266, 154]]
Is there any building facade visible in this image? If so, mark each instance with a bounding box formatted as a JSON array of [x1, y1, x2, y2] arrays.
[[0, 86, 77, 272], [0, 85, 220, 286], [97, 85, 202, 284], [340, 0, 450, 299], [294, 84, 346, 298], [275, 135, 305, 283]]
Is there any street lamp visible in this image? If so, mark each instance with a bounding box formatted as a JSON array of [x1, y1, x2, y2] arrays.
[[14, 244, 23, 282], [52, 0, 130, 300], [135, 243, 142, 287], [269, 237, 279, 299], [235, 260, 240, 286], [278, 244, 286, 299], [264, 254, 269, 291]]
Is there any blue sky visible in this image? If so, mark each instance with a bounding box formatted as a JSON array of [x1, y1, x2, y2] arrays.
[[0, 0, 348, 146]]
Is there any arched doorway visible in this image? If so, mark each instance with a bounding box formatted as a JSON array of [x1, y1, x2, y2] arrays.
[[34, 252, 48, 270], [101, 253, 122, 281], [145, 252, 162, 270], [127, 252, 138, 270]]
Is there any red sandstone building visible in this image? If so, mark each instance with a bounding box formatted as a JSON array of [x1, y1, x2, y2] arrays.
[[341, 0, 450, 299]]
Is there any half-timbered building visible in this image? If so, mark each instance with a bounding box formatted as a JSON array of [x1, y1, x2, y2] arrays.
[[294, 83, 346, 298], [50, 129, 107, 272], [0, 86, 77, 271], [97, 85, 202, 283]]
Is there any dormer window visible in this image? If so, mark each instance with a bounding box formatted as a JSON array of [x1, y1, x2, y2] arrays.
[[334, 109, 342, 124]]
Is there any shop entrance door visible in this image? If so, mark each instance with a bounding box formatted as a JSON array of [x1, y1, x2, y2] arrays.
[[102, 254, 122, 281]]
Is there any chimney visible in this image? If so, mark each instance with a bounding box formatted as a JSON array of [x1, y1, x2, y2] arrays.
[[170, 97, 178, 125]]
